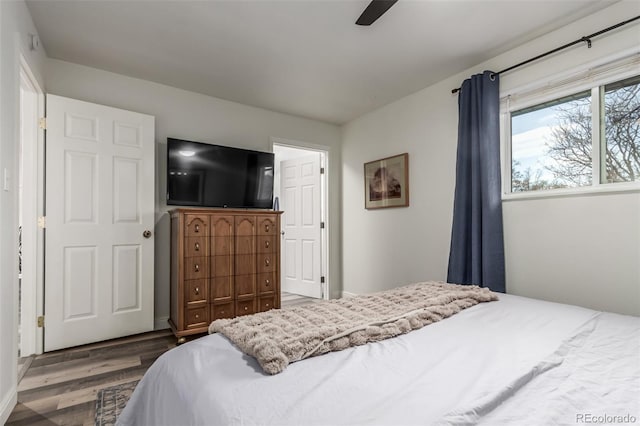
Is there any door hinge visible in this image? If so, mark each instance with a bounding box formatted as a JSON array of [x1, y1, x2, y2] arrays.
[[37, 316, 44, 328], [320, 222, 325, 229], [37, 216, 46, 229], [320, 167, 325, 174], [39, 117, 47, 130], [320, 276, 325, 284]]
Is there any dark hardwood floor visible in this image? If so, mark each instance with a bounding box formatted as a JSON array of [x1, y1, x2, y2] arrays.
[[281, 292, 321, 307], [7, 330, 175, 426], [7, 293, 320, 425]]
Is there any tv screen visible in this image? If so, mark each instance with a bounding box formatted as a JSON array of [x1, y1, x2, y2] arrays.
[[167, 138, 274, 209]]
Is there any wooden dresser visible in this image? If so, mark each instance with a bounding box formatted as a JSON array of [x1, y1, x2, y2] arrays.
[[169, 208, 282, 341]]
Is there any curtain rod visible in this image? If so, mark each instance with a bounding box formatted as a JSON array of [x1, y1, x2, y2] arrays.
[[451, 15, 640, 94]]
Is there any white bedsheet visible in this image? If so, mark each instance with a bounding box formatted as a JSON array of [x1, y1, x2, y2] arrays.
[[118, 294, 640, 426]]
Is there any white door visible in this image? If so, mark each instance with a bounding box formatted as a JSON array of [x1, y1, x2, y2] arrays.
[[44, 95, 155, 351], [280, 153, 322, 298]]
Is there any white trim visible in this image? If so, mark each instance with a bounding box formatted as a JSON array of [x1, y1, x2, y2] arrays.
[[0, 385, 17, 425], [270, 136, 331, 154], [590, 86, 602, 187], [341, 291, 358, 298], [271, 137, 331, 300], [319, 151, 329, 300], [500, 97, 512, 196], [18, 53, 44, 357], [503, 182, 639, 202], [154, 316, 169, 331], [35, 91, 45, 355]]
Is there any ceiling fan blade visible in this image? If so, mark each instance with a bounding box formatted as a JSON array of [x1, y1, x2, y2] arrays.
[[356, 0, 398, 26]]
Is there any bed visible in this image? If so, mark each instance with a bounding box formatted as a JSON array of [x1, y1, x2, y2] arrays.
[[118, 287, 640, 426]]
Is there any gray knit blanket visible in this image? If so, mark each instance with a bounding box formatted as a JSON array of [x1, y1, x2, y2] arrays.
[[209, 281, 498, 374]]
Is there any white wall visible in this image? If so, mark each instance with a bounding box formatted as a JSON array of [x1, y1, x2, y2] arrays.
[[0, 1, 47, 422], [44, 59, 343, 326], [341, 1, 640, 316]]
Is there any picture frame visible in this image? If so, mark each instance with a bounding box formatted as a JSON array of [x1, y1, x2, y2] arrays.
[[364, 153, 409, 209]]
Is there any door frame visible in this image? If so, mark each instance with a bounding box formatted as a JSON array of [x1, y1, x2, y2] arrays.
[[271, 137, 330, 300], [18, 53, 45, 356]]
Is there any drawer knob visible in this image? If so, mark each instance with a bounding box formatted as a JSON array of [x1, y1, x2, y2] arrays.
[[265, 224, 270, 232], [244, 306, 248, 311], [266, 303, 270, 308], [265, 258, 270, 267], [195, 242, 200, 251], [195, 224, 200, 233], [194, 264, 200, 272], [194, 287, 199, 295], [265, 279, 270, 286], [195, 314, 199, 319], [220, 311, 225, 315], [265, 240, 270, 248]]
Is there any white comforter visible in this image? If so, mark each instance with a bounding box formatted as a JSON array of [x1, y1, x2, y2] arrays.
[[118, 294, 640, 426]]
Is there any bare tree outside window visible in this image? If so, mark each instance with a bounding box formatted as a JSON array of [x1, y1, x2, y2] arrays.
[[544, 96, 593, 187], [603, 78, 640, 183], [511, 75, 640, 192]]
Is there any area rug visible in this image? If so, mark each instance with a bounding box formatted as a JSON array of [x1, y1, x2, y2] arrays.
[[94, 380, 139, 426]]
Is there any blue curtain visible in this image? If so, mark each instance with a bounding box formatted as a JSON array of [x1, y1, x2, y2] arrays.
[[447, 71, 505, 293]]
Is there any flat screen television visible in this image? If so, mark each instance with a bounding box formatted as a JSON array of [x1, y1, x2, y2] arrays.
[[167, 138, 274, 209]]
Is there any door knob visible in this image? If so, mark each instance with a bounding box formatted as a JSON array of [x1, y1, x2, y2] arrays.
[[143, 230, 152, 238]]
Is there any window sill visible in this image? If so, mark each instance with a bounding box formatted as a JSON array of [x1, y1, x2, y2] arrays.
[[502, 182, 640, 202]]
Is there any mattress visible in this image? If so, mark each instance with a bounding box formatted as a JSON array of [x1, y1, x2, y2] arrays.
[[117, 294, 640, 426]]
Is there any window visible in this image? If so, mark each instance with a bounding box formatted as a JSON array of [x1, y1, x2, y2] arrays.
[[603, 76, 640, 184], [508, 74, 640, 193]]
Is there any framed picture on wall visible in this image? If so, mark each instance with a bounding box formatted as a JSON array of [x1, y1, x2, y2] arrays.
[[364, 153, 409, 209]]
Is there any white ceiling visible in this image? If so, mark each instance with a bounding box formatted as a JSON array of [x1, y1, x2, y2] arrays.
[[27, 0, 618, 125]]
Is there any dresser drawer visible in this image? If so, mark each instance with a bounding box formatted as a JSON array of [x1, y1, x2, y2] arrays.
[[210, 276, 233, 302], [257, 216, 277, 236], [235, 235, 255, 255], [235, 216, 255, 236], [257, 272, 275, 294], [211, 255, 233, 277], [257, 254, 276, 274], [185, 306, 208, 329], [258, 296, 276, 313], [184, 236, 207, 257], [185, 215, 209, 237], [184, 256, 209, 280], [236, 299, 256, 316], [235, 274, 256, 299], [211, 302, 235, 321], [235, 254, 256, 276], [211, 236, 233, 256], [185, 279, 207, 305], [257, 236, 275, 253]]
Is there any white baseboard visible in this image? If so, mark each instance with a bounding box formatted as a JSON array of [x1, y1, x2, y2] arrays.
[[0, 386, 17, 425], [341, 291, 358, 298], [154, 316, 169, 331]]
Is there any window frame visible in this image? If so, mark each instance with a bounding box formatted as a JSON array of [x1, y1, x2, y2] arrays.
[[501, 53, 640, 200]]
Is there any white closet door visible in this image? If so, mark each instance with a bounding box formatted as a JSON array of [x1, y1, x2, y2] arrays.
[[44, 95, 155, 351]]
